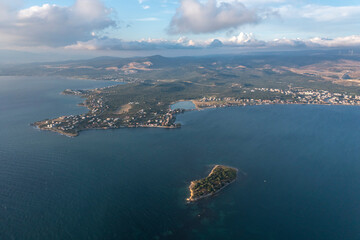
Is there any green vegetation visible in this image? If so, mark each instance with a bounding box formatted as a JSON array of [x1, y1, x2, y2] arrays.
[[26, 53, 360, 137], [187, 165, 238, 202]]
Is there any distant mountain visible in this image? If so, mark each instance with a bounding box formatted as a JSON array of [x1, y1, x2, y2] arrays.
[[0, 49, 94, 65], [1, 50, 360, 82]]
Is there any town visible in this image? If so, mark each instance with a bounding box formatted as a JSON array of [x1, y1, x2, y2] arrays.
[[194, 88, 360, 108]]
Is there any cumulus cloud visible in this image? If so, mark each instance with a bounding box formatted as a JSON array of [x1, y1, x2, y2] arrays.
[[227, 32, 263, 46], [0, 0, 115, 47], [168, 0, 260, 34]]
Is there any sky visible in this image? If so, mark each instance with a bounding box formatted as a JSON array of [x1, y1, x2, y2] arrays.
[[1, 0, 360, 59]]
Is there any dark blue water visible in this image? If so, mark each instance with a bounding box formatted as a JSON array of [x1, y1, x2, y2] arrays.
[[1, 77, 360, 240]]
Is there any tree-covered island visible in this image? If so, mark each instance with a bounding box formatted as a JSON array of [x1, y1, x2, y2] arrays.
[[187, 165, 238, 202]]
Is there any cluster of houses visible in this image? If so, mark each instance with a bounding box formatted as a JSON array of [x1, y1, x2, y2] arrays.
[[255, 88, 360, 105], [40, 114, 122, 133], [125, 108, 183, 128], [85, 117, 121, 129], [39, 102, 184, 134], [197, 88, 360, 108], [42, 115, 81, 132], [87, 97, 108, 114]]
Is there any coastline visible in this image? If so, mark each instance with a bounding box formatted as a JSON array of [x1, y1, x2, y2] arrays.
[[33, 101, 360, 137], [32, 124, 78, 137], [33, 83, 360, 138], [189, 99, 360, 110], [32, 120, 181, 137], [187, 178, 237, 202]]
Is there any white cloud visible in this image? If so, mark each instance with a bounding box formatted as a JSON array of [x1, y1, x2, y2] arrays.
[[227, 32, 258, 44], [219, 0, 286, 7], [65, 37, 199, 51], [265, 36, 360, 48], [276, 4, 360, 22], [0, 0, 115, 47], [267, 38, 306, 48], [168, 0, 260, 34], [65, 33, 360, 51], [136, 17, 160, 21], [303, 5, 360, 22], [138, 0, 150, 10], [307, 36, 360, 47]]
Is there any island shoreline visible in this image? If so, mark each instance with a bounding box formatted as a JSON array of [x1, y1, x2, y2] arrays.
[[187, 165, 239, 202]]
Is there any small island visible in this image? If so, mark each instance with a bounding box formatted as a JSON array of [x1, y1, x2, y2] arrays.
[[187, 165, 238, 202]]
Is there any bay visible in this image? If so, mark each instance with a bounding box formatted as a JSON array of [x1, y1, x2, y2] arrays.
[[1, 77, 360, 240]]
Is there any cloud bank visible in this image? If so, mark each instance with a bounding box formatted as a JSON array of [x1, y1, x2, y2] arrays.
[[168, 0, 259, 34], [66, 37, 198, 51], [0, 0, 115, 47], [65, 33, 360, 51]]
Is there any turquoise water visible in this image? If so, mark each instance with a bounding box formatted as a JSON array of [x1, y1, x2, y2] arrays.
[[1, 77, 360, 239], [170, 101, 196, 110]]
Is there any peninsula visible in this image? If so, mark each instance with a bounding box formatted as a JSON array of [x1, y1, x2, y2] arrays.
[[187, 165, 238, 202], [24, 54, 360, 137]]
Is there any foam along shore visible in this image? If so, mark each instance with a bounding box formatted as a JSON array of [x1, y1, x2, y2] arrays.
[[32, 121, 79, 137], [187, 165, 238, 202]]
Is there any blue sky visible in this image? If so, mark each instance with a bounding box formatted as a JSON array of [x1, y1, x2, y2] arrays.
[[21, 0, 360, 40], [1, 0, 360, 56]]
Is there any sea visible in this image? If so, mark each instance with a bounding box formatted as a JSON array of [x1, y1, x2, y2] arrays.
[[1, 76, 360, 240]]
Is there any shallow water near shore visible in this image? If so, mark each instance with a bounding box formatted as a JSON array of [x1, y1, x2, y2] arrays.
[[170, 100, 196, 110], [1, 76, 360, 240]]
